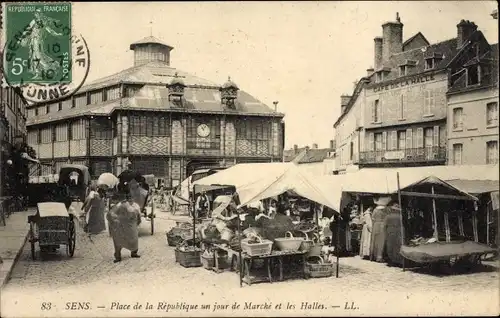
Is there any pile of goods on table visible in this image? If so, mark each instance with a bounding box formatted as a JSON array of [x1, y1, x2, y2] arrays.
[[166, 221, 201, 247]]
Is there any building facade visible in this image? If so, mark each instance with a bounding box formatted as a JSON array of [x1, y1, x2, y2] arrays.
[[26, 37, 285, 187], [447, 42, 498, 165], [1, 5, 29, 196], [334, 14, 497, 171]]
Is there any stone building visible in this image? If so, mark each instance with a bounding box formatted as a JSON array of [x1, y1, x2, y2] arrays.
[[447, 40, 498, 165], [334, 13, 497, 172], [26, 36, 285, 187], [1, 5, 29, 195]]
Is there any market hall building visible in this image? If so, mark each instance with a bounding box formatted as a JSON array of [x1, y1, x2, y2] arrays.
[[25, 36, 285, 187], [334, 14, 498, 173]]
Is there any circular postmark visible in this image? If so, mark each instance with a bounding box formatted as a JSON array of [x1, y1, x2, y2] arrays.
[[2, 4, 90, 104]]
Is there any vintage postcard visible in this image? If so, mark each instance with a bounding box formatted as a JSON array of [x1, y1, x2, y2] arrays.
[[0, 1, 498, 317]]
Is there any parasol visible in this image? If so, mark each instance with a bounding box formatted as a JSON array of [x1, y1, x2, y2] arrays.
[[97, 172, 119, 189], [118, 170, 143, 184]]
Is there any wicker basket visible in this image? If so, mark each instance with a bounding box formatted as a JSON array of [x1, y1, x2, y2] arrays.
[[175, 243, 202, 268], [299, 231, 314, 252], [274, 231, 304, 252], [201, 252, 215, 269], [305, 256, 333, 278], [241, 234, 273, 257], [307, 233, 323, 258]]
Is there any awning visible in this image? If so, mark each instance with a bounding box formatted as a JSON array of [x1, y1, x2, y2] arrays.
[[193, 163, 342, 212], [445, 179, 499, 194], [318, 170, 477, 201]]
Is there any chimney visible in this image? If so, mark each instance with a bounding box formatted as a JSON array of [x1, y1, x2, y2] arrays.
[[312, 143, 318, 149], [293, 144, 298, 154], [382, 13, 404, 62], [374, 37, 383, 69], [273, 101, 279, 112], [457, 20, 478, 49], [340, 94, 351, 113], [329, 140, 335, 149], [366, 68, 374, 77]]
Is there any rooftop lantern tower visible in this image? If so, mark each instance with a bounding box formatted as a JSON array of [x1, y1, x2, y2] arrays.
[[129, 36, 174, 66]]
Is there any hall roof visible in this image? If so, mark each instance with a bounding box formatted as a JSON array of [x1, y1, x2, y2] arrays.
[[28, 61, 283, 125]]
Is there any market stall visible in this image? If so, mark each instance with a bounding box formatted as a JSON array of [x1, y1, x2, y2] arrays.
[[321, 170, 497, 271], [169, 163, 344, 286]]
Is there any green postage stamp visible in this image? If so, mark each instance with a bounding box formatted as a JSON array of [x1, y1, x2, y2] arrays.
[[4, 2, 72, 85]]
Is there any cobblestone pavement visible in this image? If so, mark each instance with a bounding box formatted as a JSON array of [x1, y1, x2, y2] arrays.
[[1, 210, 499, 317]]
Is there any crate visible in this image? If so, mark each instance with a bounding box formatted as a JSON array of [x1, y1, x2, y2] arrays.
[[241, 236, 273, 257], [305, 256, 333, 278], [175, 248, 202, 268]]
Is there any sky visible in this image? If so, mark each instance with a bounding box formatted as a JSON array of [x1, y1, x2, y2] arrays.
[[68, 1, 498, 150]]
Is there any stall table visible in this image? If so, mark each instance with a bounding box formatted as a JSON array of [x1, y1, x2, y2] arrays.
[[208, 243, 307, 286]]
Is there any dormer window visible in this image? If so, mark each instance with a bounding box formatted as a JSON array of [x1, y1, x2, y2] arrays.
[[167, 73, 186, 107], [220, 76, 239, 109], [399, 66, 407, 77], [398, 60, 416, 77], [424, 53, 443, 71], [374, 67, 391, 83], [466, 64, 481, 86], [425, 58, 435, 70]]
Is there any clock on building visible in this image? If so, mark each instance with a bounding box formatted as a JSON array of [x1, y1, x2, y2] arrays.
[[196, 124, 210, 137]]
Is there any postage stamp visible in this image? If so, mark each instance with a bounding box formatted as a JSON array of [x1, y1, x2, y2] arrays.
[[4, 3, 72, 85], [2, 2, 90, 104]]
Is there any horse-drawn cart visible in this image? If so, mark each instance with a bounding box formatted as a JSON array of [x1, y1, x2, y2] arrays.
[[27, 202, 76, 260]]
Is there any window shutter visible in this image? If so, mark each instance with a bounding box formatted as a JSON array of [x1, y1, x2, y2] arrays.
[[433, 126, 439, 147], [416, 128, 424, 148], [406, 129, 413, 149], [369, 133, 374, 151], [424, 91, 430, 114], [379, 100, 383, 122], [371, 102, 376, 122], [391, 131, 397, 150], [399, 94, 405, 119], [382, 131, 387, 150]]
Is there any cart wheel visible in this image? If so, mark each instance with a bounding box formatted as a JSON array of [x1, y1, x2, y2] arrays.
[[150, 214, 155, 235], [29, 223, 36, 260], [67, 219, 76, 257]]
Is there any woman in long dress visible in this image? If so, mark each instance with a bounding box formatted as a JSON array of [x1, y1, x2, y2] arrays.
[[107, 183, 141, 263], [359, 207, 373, 259], [82, 185, 106, 234], [371, 200, 389, 262], [384, 203, 404, 266]]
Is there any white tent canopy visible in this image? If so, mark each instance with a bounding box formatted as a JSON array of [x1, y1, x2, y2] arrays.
[[193, 162, 343, 212], [317, 169, 477, 200]]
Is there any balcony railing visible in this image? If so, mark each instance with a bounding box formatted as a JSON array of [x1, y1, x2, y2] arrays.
[[359, 146, 447, 165]]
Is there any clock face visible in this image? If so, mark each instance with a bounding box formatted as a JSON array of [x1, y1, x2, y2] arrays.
[[197, 124, 210, 137]]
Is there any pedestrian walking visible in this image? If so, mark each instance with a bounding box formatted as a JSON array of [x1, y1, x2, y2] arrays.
[[106, 182, 141, 263], [82, 187, 106, 235]]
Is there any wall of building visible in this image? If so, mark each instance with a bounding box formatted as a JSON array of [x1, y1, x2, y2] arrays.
[[335, 90, 365, 172], [27, 113, 284, 187], [364, 72, 448, 129], [296, 159, 336, 176], [448, 87, 499, 165]]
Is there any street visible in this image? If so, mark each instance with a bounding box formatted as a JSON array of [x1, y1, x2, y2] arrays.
[[1, 210, 498, 317]]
